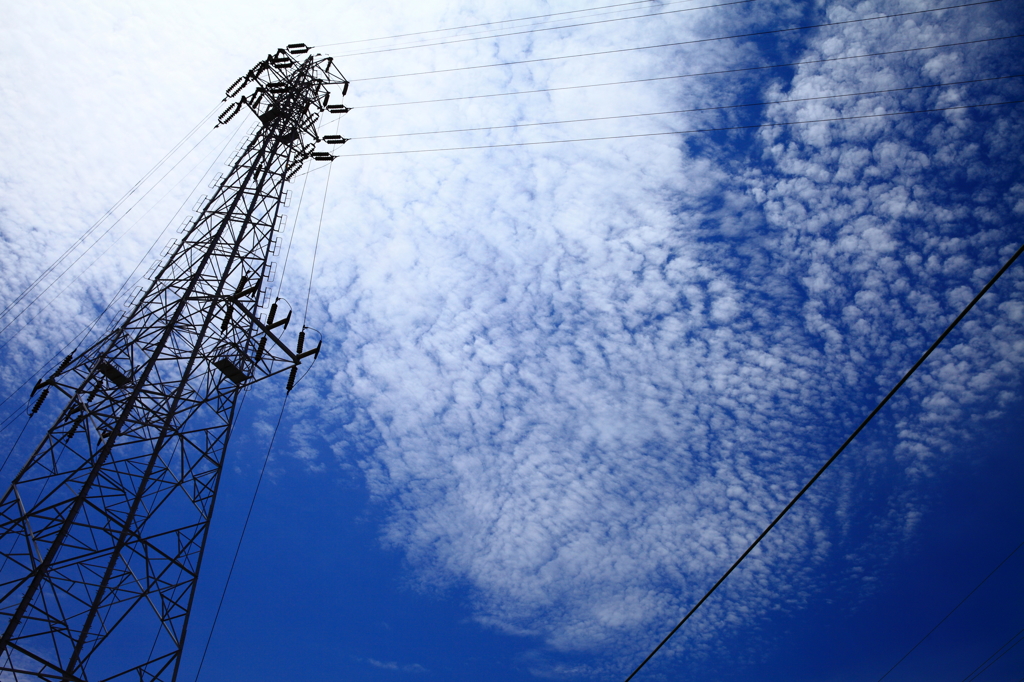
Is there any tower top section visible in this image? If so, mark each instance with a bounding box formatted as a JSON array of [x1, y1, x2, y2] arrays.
[[217, 45, 351, 174]]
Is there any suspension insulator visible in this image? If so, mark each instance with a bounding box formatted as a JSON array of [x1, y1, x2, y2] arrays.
[[284, 159, 305, 181], [66, 415, 85, 440], [218, 101, 242, 125], [267, 302, 279, 326], [342, 81, 349, 97], [286, 365, 297, 392], [296, 331, 306, 355], [30, 388, 49, 416], [56, 353, 75, 374], [225, 76, 248, 98], [255, 336, 267, 362]]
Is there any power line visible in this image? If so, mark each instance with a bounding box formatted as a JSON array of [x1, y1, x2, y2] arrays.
[[315, 0, 699, 48], [351, 74, 1023, 140], [621, 239, 1024, 681], [353, 34, 1023, 108], [303, 147, 333, 328], [353, 1, 1005, 81], [0, 122, 223, 343], [327, 0, 707, 58], [0, 103, 220, 325], [0, 420, 30, 479], [0, 124, 230, 353], [0, 119, 245, 430], [335, 100, 1024, 157], [877, 538, 1024, 681], [193, 394, 289, 682], [332, 0, 998, 61], [330, 0, 754, 58], [961, 627, 1024, 682], [277, 158, 312, 291]]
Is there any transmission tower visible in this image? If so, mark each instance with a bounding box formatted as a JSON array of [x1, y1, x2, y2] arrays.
[[0, 45, 347, 681]]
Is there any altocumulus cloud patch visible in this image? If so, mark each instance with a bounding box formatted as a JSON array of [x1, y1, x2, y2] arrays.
[[276, 0, 1024, 670]]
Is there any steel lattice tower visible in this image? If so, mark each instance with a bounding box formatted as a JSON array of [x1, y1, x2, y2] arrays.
[[0, 46, 347, 681]]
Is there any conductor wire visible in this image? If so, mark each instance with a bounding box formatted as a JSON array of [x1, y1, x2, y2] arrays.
[[0, 124, 233, 357], [330, 0, 753, 58], [301, 124, 336, 329], [317, 0, 699, 48], [277, 155, 311, 290], [0, 420, 30, 478], [353, 33, 1022, 108], [0, 124, 221, 344], [961, 627, 1024, 681], [0, 119, 245, 427], [0, 103, 221, 324], [351, 74, 1024, 140], [193, 393, 289, 682], [332, 0, 998, 60], [326, 0, 708, 56], [877, 538, 1024, 680], [338, 100, 1024, 157], [622, 239, 1024, 681]]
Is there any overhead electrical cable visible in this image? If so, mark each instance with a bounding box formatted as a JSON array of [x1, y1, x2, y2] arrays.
[[354, 2, 1006, 80], [351, 74, 1023, 140], [78, 119, 247, 343], [354, 33, 1023, 108], [0, 421, 30, 476], [330, 0, 752, 58], [0, 119, 245, 427], [0, 124, 223, 342], [316, 0, 700, 47], [621, 239, 1024, 681], [330, 0, 998, 59], [324, 0, 707, 55], [302, 144, 334, 328], [0, 103, 221, 324], [336, 100, 1024, 157], [877, 538, 1024, 681], [192, 393, 289, 682], [0, 123, 237, 356], [960, 627, 1024, 681], [277, 157, 312, 290]]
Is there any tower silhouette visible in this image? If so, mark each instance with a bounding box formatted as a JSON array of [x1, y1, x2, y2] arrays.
[[0, 46, 346, 681]]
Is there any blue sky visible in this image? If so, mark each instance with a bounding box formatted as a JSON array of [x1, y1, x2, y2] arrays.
[[1, 0, 1022, 680]]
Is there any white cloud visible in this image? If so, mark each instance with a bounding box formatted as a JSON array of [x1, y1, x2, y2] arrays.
[[368, 657, 427, 673]]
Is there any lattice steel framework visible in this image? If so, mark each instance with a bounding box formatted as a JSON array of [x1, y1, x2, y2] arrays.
[[0, 46, 346, 681]]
